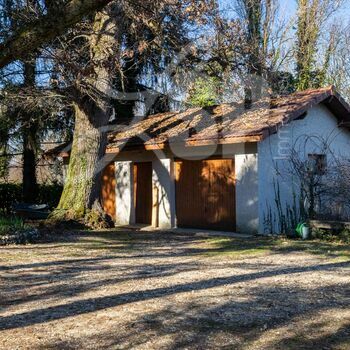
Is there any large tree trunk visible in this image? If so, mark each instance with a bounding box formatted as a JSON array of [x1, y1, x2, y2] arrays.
[[51, 8, 118, 222], [54, 102, 108, 218]]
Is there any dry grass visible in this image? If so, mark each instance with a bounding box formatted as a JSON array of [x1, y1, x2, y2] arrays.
[[0, 230, 349, 349]]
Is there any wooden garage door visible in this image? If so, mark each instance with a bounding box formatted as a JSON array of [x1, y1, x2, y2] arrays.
[[101, 163, 116, 220], [134, 162, 153, 224], [175, 159, 235, 231]]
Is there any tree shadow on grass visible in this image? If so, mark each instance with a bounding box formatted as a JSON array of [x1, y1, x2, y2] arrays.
[[203, 236, 350, 260], [1, 231, 350, 314], [71, 230, 350, 260], [33, 283, 350, 350], [1, 260, 204, 309], [0, 260, 349, 332], [272, 321, 350, 350]]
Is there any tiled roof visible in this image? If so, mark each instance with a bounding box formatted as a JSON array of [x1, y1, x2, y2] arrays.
[[107, 86, 350, 152]]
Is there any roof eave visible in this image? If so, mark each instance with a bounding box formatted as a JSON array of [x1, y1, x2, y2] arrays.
[[106, 135, 263, 154]]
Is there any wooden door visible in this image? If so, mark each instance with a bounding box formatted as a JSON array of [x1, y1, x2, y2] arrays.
[[175, 159, 235, 231], [134, 162, 153, 224], [101, 163, 116, 220]]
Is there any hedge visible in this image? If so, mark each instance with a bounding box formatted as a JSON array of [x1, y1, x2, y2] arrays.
[[0, 183, 63, 215]]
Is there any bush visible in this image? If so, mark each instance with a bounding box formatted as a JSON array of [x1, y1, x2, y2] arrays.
[[0, 183, 63, 215], [186, 77, 221, 107], [0, 216, 27, 235], [339, 229, 350, 243], [311, 227, 350, 243], [0, 216, 41, 245], [0, 183, 22, 215]]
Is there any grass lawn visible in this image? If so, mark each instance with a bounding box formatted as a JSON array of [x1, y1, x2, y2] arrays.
[[0, 230, 349, 349]]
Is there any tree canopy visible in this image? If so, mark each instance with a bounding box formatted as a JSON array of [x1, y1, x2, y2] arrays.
[[0, 0, 114, 69]]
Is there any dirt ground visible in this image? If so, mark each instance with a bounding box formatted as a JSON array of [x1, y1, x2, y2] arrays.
[[0, 230, 350, 350]]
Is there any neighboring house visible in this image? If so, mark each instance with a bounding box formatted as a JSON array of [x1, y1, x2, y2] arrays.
[[53, 86, 350, 234], [2, 142, 65, 185]]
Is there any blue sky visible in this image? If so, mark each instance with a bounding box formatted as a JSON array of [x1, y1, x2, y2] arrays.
[[218, 0, 350, 22]]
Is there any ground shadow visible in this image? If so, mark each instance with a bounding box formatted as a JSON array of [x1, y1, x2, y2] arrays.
[[1, 231, 350, 349]]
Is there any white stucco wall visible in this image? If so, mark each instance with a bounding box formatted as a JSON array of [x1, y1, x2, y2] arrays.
[[115, 161, 134, 225], [152, 158, 176, 229], [258, 104, 350, 234], [235, 154, 258, 233]]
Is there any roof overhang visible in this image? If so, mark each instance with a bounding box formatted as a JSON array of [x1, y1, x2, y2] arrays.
[[106, 134, 262, 154]]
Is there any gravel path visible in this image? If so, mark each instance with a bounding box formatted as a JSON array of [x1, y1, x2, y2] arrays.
[[0, 230, 349, 349]]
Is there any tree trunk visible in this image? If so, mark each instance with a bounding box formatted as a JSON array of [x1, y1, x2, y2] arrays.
[[243, 0, 263, 107], [0, 141, 9, 181], [54, 102, 108, 218], [22, 58, 38, 203], [51, 8, 118, 222], [22, 120, 39, 202], [295, 0, 320, 91]]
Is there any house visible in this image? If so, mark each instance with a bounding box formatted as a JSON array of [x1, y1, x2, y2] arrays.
[[2, 142, 66, 185], [55, 86, 350, 234]]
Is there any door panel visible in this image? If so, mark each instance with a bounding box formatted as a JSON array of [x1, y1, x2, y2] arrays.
[[175, 159, 235, 231], [134, 162, 153, 224], [101, 163, 116, 220]]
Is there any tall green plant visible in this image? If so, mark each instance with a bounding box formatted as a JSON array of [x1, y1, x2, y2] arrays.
[[186, 77, 221, 107], [263, 178, 302, 234]]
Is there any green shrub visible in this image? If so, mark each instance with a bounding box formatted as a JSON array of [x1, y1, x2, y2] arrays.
[[0, 183, 63, 215], [0, 216, 27, 236], [311, 227, 350, 243], [339, 229, 350, 243], [186, 77, 221, 108], [0, 216, 41, 244], [0, 184, 22, 215]]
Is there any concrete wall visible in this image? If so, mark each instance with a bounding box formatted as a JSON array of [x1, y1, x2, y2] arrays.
[[235, 154, 258, 233], [258, 104, 350, 234], [152, 158, 176, 229], [115, 161, 134, 225]]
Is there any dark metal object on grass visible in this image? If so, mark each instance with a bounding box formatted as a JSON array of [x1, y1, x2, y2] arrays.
[[13, 203, 50, 220]]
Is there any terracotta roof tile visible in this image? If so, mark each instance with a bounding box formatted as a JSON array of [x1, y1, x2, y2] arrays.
[[107, 86, 350, 151]]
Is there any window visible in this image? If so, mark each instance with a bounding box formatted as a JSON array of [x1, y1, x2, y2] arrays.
[[308, 154, 327, 175]]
